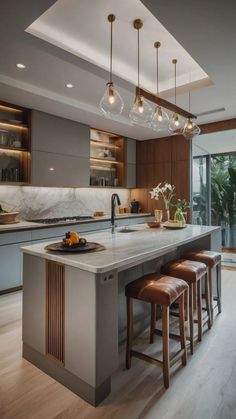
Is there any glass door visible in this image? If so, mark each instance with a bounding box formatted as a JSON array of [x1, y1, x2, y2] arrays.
[[192, 154, 210, 226]]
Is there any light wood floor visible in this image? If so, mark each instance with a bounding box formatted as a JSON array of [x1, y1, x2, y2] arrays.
[[1, 270, 236, 419]]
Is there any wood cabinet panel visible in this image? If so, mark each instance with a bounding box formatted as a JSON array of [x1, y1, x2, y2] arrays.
[[171, 136, 190, 162], [136, 135, 190, 213]]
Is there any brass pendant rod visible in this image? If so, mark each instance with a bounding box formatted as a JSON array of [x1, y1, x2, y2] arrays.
[[133, 19, 143, 97], [172, 58, 177, 105], [138, 27, 140, 94], [136, 86, 196, 119], [108, 14, 115, 85], [154, 41, 161, 95]]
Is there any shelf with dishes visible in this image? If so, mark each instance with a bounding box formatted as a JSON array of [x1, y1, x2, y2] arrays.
[[0, 101, 31, 184], [90, 128, 125, 187]]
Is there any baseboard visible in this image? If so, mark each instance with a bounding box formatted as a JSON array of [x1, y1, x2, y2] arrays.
[[0, 285, 22, 295]]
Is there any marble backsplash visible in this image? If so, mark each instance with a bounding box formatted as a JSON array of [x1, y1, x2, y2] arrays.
[[0, 186, 130, 220]]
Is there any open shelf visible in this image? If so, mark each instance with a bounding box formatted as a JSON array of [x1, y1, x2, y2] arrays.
[[90, 128, 125, 187], [0, 101, 31, 184], [0, 144, 28, 152]]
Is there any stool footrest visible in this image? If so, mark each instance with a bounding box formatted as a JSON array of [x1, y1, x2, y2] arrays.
[[170, 349, 186, 367], [130, 350, 163, 368], [154, 329, 181, 342]]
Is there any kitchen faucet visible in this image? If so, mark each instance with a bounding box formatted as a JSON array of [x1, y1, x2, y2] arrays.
[[111, 193, 121, 234]]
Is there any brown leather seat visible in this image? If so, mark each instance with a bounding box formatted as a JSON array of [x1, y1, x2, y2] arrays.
[[161, 259, 207, 283], [161, 259, 211, 353], [184, 250, 221, 268], [125, 273, 188, 306], [126, 273, 188, 387]]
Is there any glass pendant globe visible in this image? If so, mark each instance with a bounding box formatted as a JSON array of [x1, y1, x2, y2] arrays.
[[129, 95, 153, 126], [183, 118, 201, 139], [151, 106, 169, 132], [168, 112, 185, 135], [99, 83, 124, 118]]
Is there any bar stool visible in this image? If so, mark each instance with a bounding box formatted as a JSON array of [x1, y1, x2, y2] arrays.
[[125, 273, 188, 389], [161, 259, 211, 354], [184, 250, 221, 322]]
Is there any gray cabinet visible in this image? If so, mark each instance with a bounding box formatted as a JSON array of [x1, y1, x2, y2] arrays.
[[126, 138, 136, 188], [0, 230, 31, 291], [31, 151, 89, 187], [31, 111, 90, 187]]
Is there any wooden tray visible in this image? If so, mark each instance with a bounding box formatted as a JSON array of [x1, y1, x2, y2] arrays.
[[163, 223, 187, 230], [45, 241, 105, 253]]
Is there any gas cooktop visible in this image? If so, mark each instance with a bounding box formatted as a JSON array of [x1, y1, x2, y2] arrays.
[[29, 216, 94, 224]]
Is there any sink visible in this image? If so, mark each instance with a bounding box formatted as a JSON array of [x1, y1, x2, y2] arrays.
[[117, 227, 139, 233]]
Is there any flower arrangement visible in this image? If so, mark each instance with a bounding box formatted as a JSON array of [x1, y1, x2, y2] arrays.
[[150, 182, 175, 209]]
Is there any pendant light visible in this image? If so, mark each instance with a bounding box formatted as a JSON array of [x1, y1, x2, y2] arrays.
[[151, 41, 169, 132], [99, 14, 124, 118], [129, 19, 153, 126], [183, 90, 201, 139], [168, 59, 184, 135]]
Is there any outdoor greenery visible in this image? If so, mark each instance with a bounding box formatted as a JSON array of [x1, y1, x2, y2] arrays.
[[211, 154, 236, 227]]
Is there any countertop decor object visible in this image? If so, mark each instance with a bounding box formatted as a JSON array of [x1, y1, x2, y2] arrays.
[[147, 221, 160, 228], [0, 205, 19, 224], [45, 241, 105, 253], [163, 221, 187, 229], [94, 211, 105, 217], [150, 182, 175, 221]]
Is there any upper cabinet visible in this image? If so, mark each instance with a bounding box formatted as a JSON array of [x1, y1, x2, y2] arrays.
[[89, 129, 136, 188], [31, 111, 90, 187], [0, 101, 31, 185]]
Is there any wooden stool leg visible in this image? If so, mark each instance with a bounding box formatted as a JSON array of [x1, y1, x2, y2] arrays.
[[162, 305, 170, 389], [208, 268, 214, 323], [205, 272, 212, 329], [179, 293, 187, 366], [189, 283, 194, 355], [197, 278, 203, 342], [150, 303, 157, 344], [193, 281, 197, 311], [216, 262, 222, 314], [184, 288, 189, 322], [126, 296, 133, 369]]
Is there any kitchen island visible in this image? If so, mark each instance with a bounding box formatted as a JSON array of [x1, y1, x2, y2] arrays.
[[21, 224, 221, 406]]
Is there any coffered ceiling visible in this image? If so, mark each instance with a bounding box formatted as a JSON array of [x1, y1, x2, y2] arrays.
[[0, 0, 236, 140]]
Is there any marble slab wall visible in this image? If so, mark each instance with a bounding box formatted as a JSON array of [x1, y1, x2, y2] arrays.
[[0, 186, 130, 220]]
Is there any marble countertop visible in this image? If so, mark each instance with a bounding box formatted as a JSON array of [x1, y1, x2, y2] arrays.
[[21, 224, 220, 274], [0, 213, 151, 234]]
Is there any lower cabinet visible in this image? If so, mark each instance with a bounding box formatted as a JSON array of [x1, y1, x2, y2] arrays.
[[0, 241, 31, 291], [0, 216, 152, 292]]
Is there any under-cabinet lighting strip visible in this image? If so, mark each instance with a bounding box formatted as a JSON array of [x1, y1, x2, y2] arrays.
[[90, 140, 120, 149], [0, 105, 23, 113], [0, 122, 27, 130], [90, 157, 122, 164]]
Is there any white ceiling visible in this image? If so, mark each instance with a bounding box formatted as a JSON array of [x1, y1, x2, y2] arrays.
[[0, 0, 235, 140], [26, 0, 208, 94], [193, 129, 236, 156]]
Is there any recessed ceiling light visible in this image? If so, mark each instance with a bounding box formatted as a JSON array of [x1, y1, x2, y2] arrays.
[[16, 63, 26, 70], [49, 167, 55, 171], [66, 83, 73, 88]]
